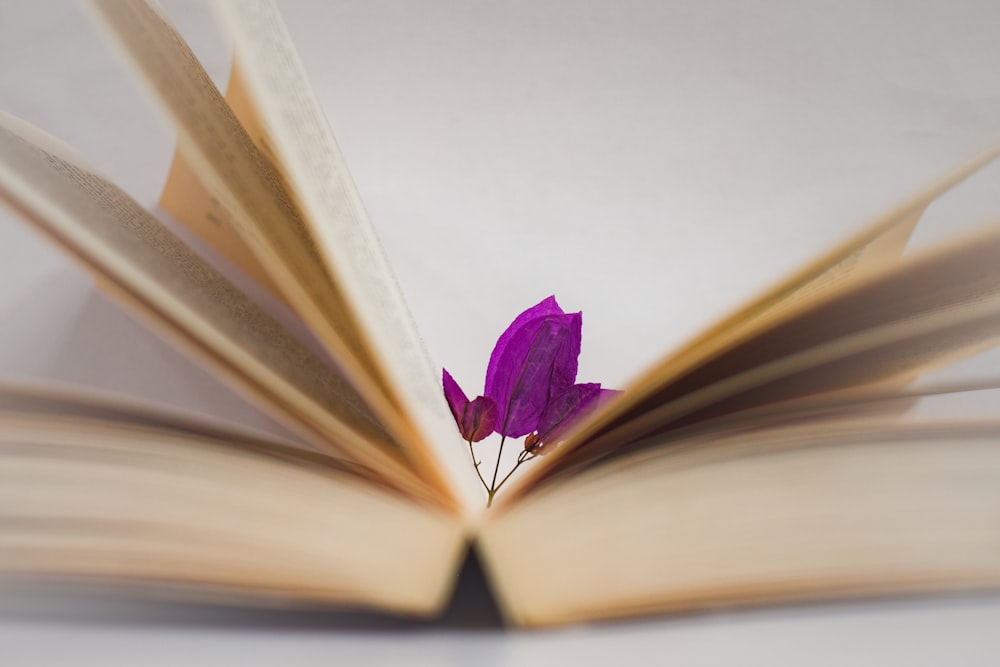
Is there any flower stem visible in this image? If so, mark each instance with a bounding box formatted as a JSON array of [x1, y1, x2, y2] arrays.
[[491, 452, 529, 498], [490, 435, 507, 493], [488, 434, 507, 500], [468, 440, 490, 493]]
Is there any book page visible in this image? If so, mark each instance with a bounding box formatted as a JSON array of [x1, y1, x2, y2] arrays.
[[480, 422, 1000, 626], [526, 374, 1000, 500], [159, 61, 284, 296], [0, 111, 438, 505], [0, 420, 465, 615], [644, 376, 1000, 450], [510, 146, 1000, 495], [518, 227, 1000, 486], [83, 0, 416, 456], [746, 205, 922, 318], [210, 0, 483, 512], [676, 143, 1000, 343], [0, 380, 366, 468]]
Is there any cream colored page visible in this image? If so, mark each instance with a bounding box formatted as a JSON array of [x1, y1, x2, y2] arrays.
[[610, 228, 1000, 422], [159, 149, 279, 294], [0, 112, 429, 495], [510, 148, 1000, 495], [660, 376, 1000, 444], [516, 223, 1000, 494], [676, 143, 1000, 346], [0, 423, 465, 615], [481, 425, 1000, 626], [0, 381, 357, 464], [159, 62, 286, 296], [210, 0, 482, 512], [0, 381, 295, 443], [539, 378, 1000, 481], [525, 305, 1000, 493], [748, 205, 923, 319], [578, 300, 1000, 465], [608, 229, 1000, 448], [83, 0, 411, 447]]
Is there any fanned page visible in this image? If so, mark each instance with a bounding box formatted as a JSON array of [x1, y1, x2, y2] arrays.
[[81, 0, 451, 496], [479, 421, 1000, 626], [633, 377, 1000, 448], [0, 111, 437, 506], [548, 377, 1000, 481], [0, 407, 465, 615], [509, 147, 1000, 497], [207, 0, 482, 511], [85, 0, 477, 511], [159, 61, 289, 297], [514, 226, 1000, 494], [578, 229, 1000, 447], [0, 381, 326, 460]]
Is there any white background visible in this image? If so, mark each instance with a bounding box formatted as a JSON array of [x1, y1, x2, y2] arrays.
[[3, 0, 1000, 663]]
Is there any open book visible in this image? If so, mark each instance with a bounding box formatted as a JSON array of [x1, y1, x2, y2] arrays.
[[2, 0, 1000, 627]]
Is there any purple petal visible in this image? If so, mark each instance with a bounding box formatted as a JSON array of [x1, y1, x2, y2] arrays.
[[463, 396, 498, 442], [442, 368, 470, 424], [483, 297, 586, 438], [537, 382, 603, 442], [484, 296, 564, 398], [486, 315, 576, 437], [548, 311, 582, 400], [442, 369, 498, 442]]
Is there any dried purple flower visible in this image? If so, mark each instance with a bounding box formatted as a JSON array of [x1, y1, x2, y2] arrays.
[[444, 295, 619, 507], [442, 369, 497, 442]]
